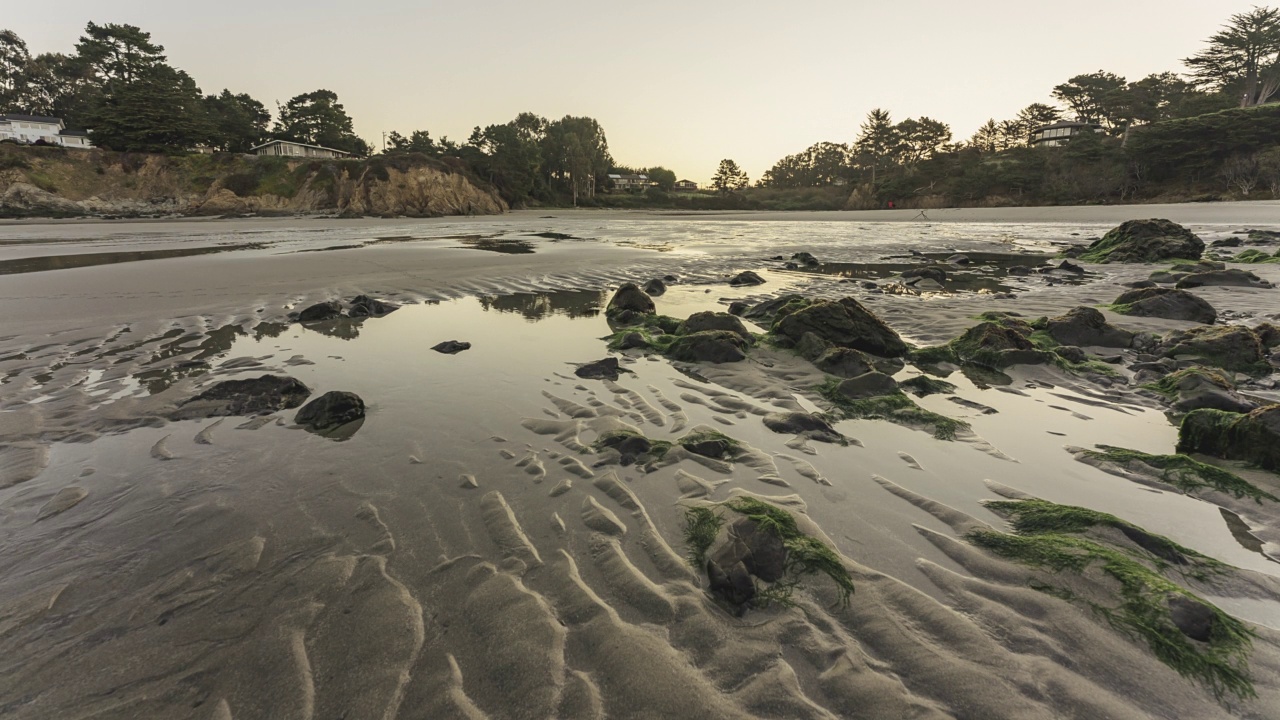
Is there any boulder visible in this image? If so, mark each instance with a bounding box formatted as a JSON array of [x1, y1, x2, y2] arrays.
[[794, 332, 830, 361], [1164, 370, 1257, 414], [431, 340, 471, 354], [1057, 260, 1085, 274], [729, 270, 767, 287], [1007, 265, 1032, 276], [596, 431, 656, 465], [1080, 219, 1205, 263], [902, 266, 947, 283], [667, 331, 748, 363], [575, 357, 627, 380], [1178, 405, 1280, 471], [1175, 268, 1274, 290], [1053, 345, 1088, 364], [835, 372, 899, 400], [1253, 323, 1280, 350], [728, 301, 750, 316], [680, 429, 736, 458], [762, 412, 845, 443], [1044, 307, 1134, 348], [947, 254, 970, 265], [1167, 595, 1217, 642], [607, 283, 656, 315], [743, 294, 805, 322], [678, 311, 752, 340], [615, 332, 649, 350], [297, 301, 343, 323], [1112, 288, 1217, 325], [295, 391, 366, 430], [814, 347, 878, 378], [706, 516, 788, 611], [176, 375, 311, 418], [642, 278, 667, 296], [789, 252, 820, 266], [774, 298, 908, 357], [348, 295, 398, 318], [1159, 326, 1265, 372], [952, 321, 1051, 368]]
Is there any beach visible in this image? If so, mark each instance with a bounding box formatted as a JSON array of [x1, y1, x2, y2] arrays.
[[2, 203, 1280, 719]]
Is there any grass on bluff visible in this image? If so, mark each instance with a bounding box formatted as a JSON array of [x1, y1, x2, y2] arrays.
[[970, 498, 1256, 702]]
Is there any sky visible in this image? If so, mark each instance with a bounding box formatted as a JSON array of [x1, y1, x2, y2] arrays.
[[3, 0, 1260, 183]]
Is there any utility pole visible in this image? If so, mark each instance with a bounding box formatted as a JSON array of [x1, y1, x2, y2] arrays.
[[381, 131, 388, 153]]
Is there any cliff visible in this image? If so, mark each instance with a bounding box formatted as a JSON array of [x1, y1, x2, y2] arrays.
[[0, 146, 508, 219]]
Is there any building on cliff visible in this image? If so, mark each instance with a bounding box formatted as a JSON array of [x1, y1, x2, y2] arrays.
[[674, 179, 698, 192], [607, 173, 653, 193], [251, 139, 350, 159], [1029, 120, 1104, 148], [0, 115, 93, 148]]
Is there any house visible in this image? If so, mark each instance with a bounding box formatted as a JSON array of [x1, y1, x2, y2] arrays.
[[250, 139, 350, 159], [607, 173, 653, 192], [674, 179, 698, 192], [0, 114, 93, 148], [1029, 120, 1104, 148]]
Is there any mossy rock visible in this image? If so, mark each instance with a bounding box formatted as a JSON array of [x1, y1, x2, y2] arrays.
[[1158, 325, 1266, 373], [1078, 219, 1204, 264], [773, 298, 907, 358], [1111, 287, 1217, 325], [667, 330, 749, 363], [1178, 406, 1280, 472]]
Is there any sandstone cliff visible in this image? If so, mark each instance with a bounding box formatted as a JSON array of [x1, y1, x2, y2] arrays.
[[0, 146, 507, 218]]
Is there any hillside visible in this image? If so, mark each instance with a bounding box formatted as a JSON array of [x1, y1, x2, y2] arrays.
[[0, 146, 508, 219]]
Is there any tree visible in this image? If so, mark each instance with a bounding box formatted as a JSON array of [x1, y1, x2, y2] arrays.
[[711, 159, 748, 193], [12, 53, 95, 123], [1221, 153, 1261, 195], [1052, 71, 1127, 128], [467, 118, 546, 203], [87, 64, 208, 152], [0, 29, 30, 108], [386, 129, 438, 154], [1186, 7, 1280, 107], [204, 90, 270, 152], [542, 115, 611, 204], [894, 117, 951, 165], [642, 166, 677, 191], [273, 89, 366, 154], [968, 119, 1002, 153], [73, 22, 166, 95], [1017, 103, 1062, 129], [854, 108, 898, 184]]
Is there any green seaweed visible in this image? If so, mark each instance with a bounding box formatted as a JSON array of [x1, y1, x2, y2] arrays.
[[1085, 445, 1276, 503], [722, 497, 855, 607], [817, 379, 968, 441], [899, 375, 958, 397], [683, 507, 724, 567], [1234, 249, 1280, 264], [1142, 367, 1234, 401]]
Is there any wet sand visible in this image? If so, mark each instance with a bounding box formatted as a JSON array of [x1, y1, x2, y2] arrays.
[[3, 205, 1280, 718]]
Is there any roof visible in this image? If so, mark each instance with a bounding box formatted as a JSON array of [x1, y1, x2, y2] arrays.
[[59, 128, 89, 137], [1, 114, 64, 124], [1034, 120, 1101, 131], [609, 173, 649, 181], [675, 179, 696, 184], [249, 139, 350, 155]]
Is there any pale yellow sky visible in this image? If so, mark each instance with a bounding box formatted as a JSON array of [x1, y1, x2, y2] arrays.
[[6, 0, 1258, 183]]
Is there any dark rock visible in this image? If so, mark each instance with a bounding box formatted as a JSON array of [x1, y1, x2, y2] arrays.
[[607, 283, 656, 315], [1159, 326, 1265, 372], [1113, 287, 1217, 325], [789, 252, 820, 266], [432, 340, 471, 354], [596, 432, 654, 465], [707, 517, 788, 611], [642, 278, 667, 296], [678, 311, 751, 339], [729, 270, 766, 287], [860, 281, 879, 290], [774, 298, 908, 357], [728, 301, 749, 316], [1007, 265, 1032, 276], [663, 274, 678, 282], [814, 347, 878, 378], [1081, 219, 1205, 263], [294, 390, 365, 430], [1122, 280, 1157, 289], [1057, 260, 1085, 274], [348, 295, 398, 318], [1044, 307, 1134, 348], [1167, 370, 1257, 414], [947, 254, 970, 265], [902, 266, 947, 283], [1148, 271, 1183, 284], [616, 332, 649, 350], [952, 321, 1051, 368], [177, 375, 311, 418], [575, 357, 627, 380], [1253, 323, 1280, 349], [1061, 245, 1088, 258], [1053, 345, 1087, 364], [836, 372, 899, 399], [681, 431, 735, 459], [1167, 595, 1217, 642], [1176, 268, 1274, 290], [297, 300, 343, 323], [743, 294, 805, 322], [762, 412, 845, 443], [667, 331, 748, 363], [794, 332, 830, 361], [1179, 405, 1280, 471], [1211, 237, 1242, 248]]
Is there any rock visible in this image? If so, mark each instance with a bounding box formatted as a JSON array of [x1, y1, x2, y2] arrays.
[[707, 517, 788, 611], [1007, 265, 1032, 276], [1175, 268, 1273, 290], [1167, 595, 1217, 642], [947, 254, 970, 265], [0, 182, 84, 216], [729, 270, 766, 287], [1159, 326, 1265, 372], [1053, 345, 1088, 364], [667, 331, 749, 363], [814, 347, 878, 378], [1057, 260, 1085, 274], [663, 274, 678, 282], [1044, 307, 1134, 348], [902, 266, 947, 283], [294, 390, 366, 430], [432, 340, 471, 354], [575, 357, 627, 380], [1148, 271, 1183, 284], [596, 431, 655, 465], [794, 332, 830, 361], [913, 279, 944, 291], [1211, 237, 1242, 248], [607, 283, 656, 315], [678, 311, 752, 340], [642, 279, 667, 296], [177, 375, 311, 418], [680, 429, 735, 458], [789, 252, 820, 266], [762, 412, 845, 443], [1112, 287, 1217, 324], [743, 294, 806, 322], [836, 372, 899, 399], [616, 332, 649, 350], [952, 320, 1052, 368], [1061, 245, 1088, 258], [1253, 323, 1280, 349], [774, 298, 908, 357], [348, 295, 398, 318], [297, 300, 343, 322], [1123, 280, 1158, 289], [1179, 405, 1280, 471], [1081, 219, 1205, 263], [728, 301, 750, 316], [1165, 370, 1257, 414]]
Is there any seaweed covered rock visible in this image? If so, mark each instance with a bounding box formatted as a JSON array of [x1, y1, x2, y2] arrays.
[[742, 294, 806, 323], [774, 298, 907, 357], [1080, 219, 1204, 263], [1158, 325, 1266, 373], [606, 283, 656, 315], [1175, 268, 1274, 290], [901, 266, 946, 283], [706, 517, 787, 609], [951, 320, 1051, 368], [1044, 307, 1134, 348], [1148, 368, 1257, 414], [1112, 287, 1216, 325], [678, 311, 751, 340], [575, 357, 627, 380], [729, 270, 766, 287], [176, 375, 311, 418], [1178, 405, 1280, 471], [348, 295, 398, 318], [297, 300, 343, 323], [667, 331, 748, 363], [762, 412, 846, 443], [1254, 323, 1280, 350], [835, 372, 899, 399], [789, 252, 820, 267], [815, 347, 880, 378], [679, 428, 737, 458], [294, 390, 365, 430]]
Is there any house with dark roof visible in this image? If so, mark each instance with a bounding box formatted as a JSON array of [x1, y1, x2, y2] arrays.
[[674, 179, 698, 192], [1029, 120, 1104, 148], [0, 114, 93, 148], [606, 173, 653, 193], [250, 139, 350, 159]]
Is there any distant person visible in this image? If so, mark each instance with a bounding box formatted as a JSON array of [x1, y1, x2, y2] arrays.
[[887, 201, 895, 209]]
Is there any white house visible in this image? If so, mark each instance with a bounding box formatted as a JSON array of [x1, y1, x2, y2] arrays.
[[0, 114, 93, 148], [251, 139, 350, 159], [607, 173, 653, 192]]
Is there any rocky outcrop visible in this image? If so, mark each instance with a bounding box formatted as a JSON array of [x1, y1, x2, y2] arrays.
[[575, 357, 627, 380], [175, 375, 311, 418], [1112, 288, 1216, 324], [667, 331, 748, 363], [835, 372, 899, 399], [1178, 405, 1280, 471], [606, 283, 656, 316], [1158, 326, 1266, 372], [729, 271, 766, 287], [1044, 307, 1134, 348], [294, 391, 366, 430], [678, 312, 752, 340], [774, 298, 908, 358], [762, 412, 846, 443], [1079, 219, 1204, 263], [1175, 269, 1274, 290]]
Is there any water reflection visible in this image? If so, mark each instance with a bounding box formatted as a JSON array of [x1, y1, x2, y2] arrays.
[[478, 289, 607, 321], [135, 325, 246, 394], [0, 243, 263, 275], [783, 252, 1075, 293], [453, 236, 535, 254]]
